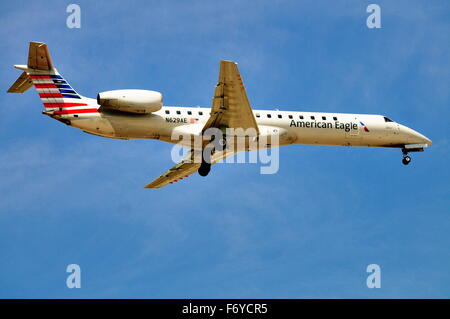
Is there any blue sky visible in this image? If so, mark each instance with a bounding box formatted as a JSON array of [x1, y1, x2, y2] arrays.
[[0, 0, 449, 298]]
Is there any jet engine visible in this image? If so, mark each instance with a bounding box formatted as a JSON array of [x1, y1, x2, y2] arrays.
[[97, 89, 163, 114]]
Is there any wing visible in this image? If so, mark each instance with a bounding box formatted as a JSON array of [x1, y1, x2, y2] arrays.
[[202, 60, 259, 135], [146, 60, 255, 189], [7, 71, 33, 93], [144, 148, 237, 189]]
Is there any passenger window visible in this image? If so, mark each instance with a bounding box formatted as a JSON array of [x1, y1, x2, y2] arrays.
[[311, 116, 315, 120], [256, 113, 260, 118], [165, 110, 170, 114], [267, 114, 272, 118], [299, 115, 304, 119], [187, 111, 192, 115], [322, 116, 326, 120], [333, 116, 337, 121], [199, 111, 203, 115], [176, 110, 181, 115], [278, 114, 282, 119], [288, 115, 293, 119]]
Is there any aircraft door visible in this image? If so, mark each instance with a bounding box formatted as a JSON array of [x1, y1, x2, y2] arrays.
[[345, 117, 362, 142]]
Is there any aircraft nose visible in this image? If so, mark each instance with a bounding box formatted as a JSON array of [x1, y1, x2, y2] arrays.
[[422, 135, 432, 146], [400, 125, 432, 146], [412, 130, 432, 146]]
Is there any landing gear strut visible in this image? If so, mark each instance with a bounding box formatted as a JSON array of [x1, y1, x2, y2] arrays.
[[402, 149, 411, 166]]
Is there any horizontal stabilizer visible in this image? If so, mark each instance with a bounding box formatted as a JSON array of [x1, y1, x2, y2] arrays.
[[7, 71, 33, 93]]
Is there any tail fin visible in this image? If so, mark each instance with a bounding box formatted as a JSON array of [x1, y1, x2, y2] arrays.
[[7, 42, 89, 111]]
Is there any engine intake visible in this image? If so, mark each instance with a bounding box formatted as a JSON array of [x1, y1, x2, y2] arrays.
[[97, 89, 162, 114]]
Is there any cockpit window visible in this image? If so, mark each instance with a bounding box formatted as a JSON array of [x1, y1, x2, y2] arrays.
[[384, 116, 394, 122]]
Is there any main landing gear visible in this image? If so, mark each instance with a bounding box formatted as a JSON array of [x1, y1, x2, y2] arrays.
[[198, 161, 211, 176], [197, 133, 227, 177], [402, 149, 411, 166]]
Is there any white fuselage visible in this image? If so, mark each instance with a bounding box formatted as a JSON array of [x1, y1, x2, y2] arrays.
[[55, 101, 431, 150]]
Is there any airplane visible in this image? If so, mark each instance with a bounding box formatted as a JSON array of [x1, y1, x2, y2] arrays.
[[8, 42, 432, 189]]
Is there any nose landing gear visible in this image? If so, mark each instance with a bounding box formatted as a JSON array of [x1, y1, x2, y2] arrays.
[[402, 155, 411, 165], [402, 149, 411, 165]]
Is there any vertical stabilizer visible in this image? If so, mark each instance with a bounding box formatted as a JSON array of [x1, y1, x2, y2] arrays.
[[7, 42, 95, 115]]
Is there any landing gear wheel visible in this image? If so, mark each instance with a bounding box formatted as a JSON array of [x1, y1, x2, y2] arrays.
[[402, 156, 411, 165], [198, 162, 211, 177]]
